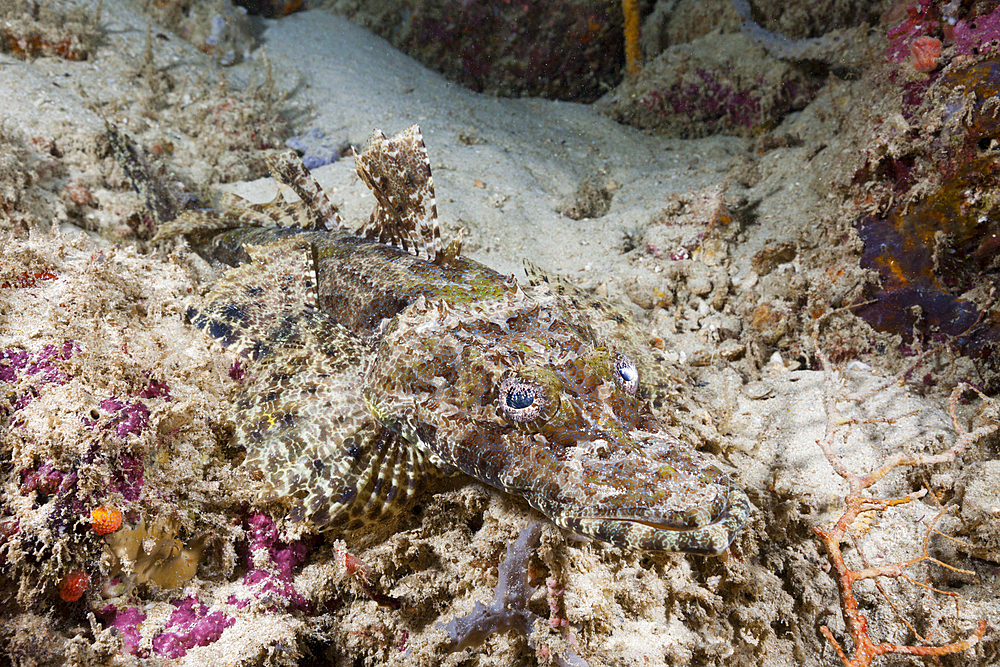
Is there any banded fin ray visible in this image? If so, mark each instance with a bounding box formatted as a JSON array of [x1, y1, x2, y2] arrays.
[[264, 150, 344, 230], [156, 198, 321, 242], [156, 152, 344, 242]]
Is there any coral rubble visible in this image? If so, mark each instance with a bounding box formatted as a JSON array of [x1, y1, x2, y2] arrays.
[[597, 32, 817, 137]]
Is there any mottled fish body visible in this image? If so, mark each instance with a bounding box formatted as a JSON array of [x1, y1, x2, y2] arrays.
[[151, 125, 750, 554]]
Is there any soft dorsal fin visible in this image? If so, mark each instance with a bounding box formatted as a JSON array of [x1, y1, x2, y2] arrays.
[[354, 125, 443, 263]]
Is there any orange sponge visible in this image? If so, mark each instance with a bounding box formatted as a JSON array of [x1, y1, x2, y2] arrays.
[[59, 570, 88, 602], [91, 506, 123, 535]]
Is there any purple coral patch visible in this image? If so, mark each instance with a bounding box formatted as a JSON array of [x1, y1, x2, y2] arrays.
[[233, 513, 313, 612], [110, 454, 144, 502], [954, 6, 1000, 56], [112, 401, 150, 439], [247, 513, 310, 581], [1, 341, 78, 409], [638, 66, 807, 135], [138, 376, 171, 400], [100, 605, 146, 655], [20, 462, 67, 497], [95, 376, 170, 439], [97, 397, 150, 438], [641, 69, 763, 130], [151, 596, 236, 659], [0, 349, 29, 383]]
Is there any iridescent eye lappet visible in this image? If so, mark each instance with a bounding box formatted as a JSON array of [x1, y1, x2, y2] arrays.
[[154, 125, 751, 555]]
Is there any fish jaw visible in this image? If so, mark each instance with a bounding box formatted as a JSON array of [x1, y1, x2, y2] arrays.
[[495, 428, 751, 555]]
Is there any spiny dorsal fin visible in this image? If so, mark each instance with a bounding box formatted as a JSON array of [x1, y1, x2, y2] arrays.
[[354, 125, 444, 264], [265, 150, 344, 230], [154, 152, 342, 241], [221, 193, 322, 231], [155, 195, 320, 242]]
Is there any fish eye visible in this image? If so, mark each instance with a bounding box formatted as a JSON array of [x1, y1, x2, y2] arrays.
[[498, 376, 556, 425], [613, 354, 639, 396]]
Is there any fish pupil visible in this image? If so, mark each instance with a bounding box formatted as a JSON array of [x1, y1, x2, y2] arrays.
[[506, 385, 535, 410]]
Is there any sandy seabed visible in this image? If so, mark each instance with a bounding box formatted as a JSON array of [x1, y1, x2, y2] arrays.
[[0, 1, 998, 666]]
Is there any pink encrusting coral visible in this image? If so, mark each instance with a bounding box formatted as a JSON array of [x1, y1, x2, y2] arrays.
[[598, 28, 818, 138], [98, 398, 150, 439], [0, 341, 77, 384], [75, 377, 169, 501], [95, 376, 171, 439], [953, 5, 1000, 55], [109, 453, 143, 502], [230, 513, 313, 612], [20, 461, 70, 498], [151, 597, 236, 659], [99, 605, 146, 655], [136, 374, 171, 400], [885, 1, 1000, 70], [0, 341, 78, 410]]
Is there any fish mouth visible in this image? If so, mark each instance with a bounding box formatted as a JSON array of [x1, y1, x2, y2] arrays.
[[560, 487, 752, 555]]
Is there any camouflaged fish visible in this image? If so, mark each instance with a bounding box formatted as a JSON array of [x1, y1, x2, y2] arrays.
[[149, 125, 750, 555]]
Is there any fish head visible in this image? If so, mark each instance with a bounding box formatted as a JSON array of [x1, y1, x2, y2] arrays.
[[368, 287, 750, 554]]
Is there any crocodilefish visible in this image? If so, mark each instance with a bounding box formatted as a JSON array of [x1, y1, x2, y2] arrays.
[[147, 125, 750, 554]]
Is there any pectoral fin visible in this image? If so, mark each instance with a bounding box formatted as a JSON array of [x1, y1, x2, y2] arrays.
[[191, 237, 427, 528]]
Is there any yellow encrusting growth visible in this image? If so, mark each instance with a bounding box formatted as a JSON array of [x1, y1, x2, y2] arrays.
[[105, 516, 206, 591]]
